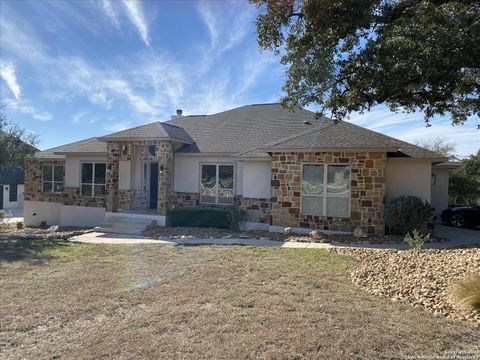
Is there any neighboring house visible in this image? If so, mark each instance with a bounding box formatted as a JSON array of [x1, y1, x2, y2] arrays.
[[24, 104, 447, 235], [431, 161, 460, 217], [0, 169, 25, 210]]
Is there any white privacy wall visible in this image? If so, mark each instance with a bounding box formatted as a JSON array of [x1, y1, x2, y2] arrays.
[[242, 161, 271, 198], [65, 155, 107, 187], [386, 158, 432, 203]]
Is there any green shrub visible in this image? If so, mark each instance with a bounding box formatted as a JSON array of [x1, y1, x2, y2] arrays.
[[403, 229, 430, 249], [384, 196, 434, 235], [16, 221, 24, 230], [452, 275, 480, 310], [167, 207, 247, 230]]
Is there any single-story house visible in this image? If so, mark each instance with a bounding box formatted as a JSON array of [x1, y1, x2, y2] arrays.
[[0, 169, 25, 211], [24, 103, 448, 235]]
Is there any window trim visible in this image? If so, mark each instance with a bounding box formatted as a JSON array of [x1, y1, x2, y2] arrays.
[[300, 163, 351, 218], [199, 162, 235, 206], [80, 161, 107, 198], [42, 164, 64, 194]]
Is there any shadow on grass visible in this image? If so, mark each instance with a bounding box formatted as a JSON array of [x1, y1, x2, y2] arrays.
[[0, 238, 76, 263]]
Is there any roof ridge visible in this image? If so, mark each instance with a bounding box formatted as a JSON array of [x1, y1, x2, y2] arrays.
[[232, 121, 335, 157], [38, 137, 98, 152], [342, 120, 444, 157]]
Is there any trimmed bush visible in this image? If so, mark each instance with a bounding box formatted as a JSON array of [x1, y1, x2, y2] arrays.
[[16, 221, 24, 230], [167, 207, 247, 230], [452, 275, 480, 310], [384, 196, 434, 235]]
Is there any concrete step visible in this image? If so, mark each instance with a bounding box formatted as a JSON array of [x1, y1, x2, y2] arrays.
[[98, 216, 156, 235]]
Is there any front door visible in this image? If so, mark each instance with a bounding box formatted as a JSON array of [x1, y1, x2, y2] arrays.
[[0, 186, 3, 210], [149, 163, 159, 210]]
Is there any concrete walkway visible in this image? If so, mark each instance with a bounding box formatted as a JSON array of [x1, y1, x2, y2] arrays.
[[69, 227, 479, 250], [69, 232, 333, 248]]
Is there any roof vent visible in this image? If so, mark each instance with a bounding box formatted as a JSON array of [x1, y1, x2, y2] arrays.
[[176, 109, 183, 116], [303, 120, 312, 125]]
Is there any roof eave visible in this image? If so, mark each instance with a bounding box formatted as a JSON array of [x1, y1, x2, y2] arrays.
[[263, 146, 399, 152], [97, 136, 192, 144], [53, 151, 107, 156]]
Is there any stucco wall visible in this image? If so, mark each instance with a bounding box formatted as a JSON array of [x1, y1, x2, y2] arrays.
[[431, 168, 449, 216], [243, 161, 271, 199], [173, 155, 244, 195], [386, 158, 432, 203], [24, 200, 105, 227], [65, 155, 108, 187]]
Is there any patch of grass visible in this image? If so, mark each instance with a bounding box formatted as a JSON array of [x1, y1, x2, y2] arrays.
[[0, 238, 88, 262], [0, 244, 478, 359], [452, 275, 480, 310]]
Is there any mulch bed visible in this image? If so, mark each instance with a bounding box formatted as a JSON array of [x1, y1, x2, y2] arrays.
[[0, 226, 95, 241]]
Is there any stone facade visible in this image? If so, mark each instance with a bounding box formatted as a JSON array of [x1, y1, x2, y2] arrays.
[[105, 140, 174, 215], [25, 149, 387, 234], [24, 159, 106, 208], [270, 151, 387, 235]]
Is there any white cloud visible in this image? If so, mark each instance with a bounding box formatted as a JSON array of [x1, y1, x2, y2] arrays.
[[101, 0, 120, 29], [0, 61, 21, 99], [4, 98, 53, 122], [121, 0, 150, 46], [72, 111, 89, 123]]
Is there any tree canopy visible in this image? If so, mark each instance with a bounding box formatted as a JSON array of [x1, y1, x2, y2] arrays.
[[414, 137, 456, 158], [252, 0, 480, 125], [0, 106, 38, 171]]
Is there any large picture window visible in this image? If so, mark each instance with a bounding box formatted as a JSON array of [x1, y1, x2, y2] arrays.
[[301, 164, 350, 217], [200, 164, 234, 205], [42, 164, 64, 193], [81, 163, 106, 197]]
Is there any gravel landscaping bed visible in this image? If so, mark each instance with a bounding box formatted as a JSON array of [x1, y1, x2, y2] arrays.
[[334, 247, 480, 324], [0, 226, 94, 241], [145, 226, 445, 244]]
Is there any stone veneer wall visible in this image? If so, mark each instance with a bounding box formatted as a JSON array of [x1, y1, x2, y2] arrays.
[[24, 159, 106, 208], [106, 140, 173, 214], [271, 151, 387, 235], [170, 192, 272, 224]]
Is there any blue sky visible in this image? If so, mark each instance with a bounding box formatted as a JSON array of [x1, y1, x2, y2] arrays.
[[0, 0, 478, 157]]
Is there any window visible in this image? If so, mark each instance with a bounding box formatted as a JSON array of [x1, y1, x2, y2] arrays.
[[147, 145, 156, 157], [42, 164, 64, 193], [200, 164, 234, 205], [301, 164, 350, 217], [81, 163, 106, 197], [9, 184, 17, 202], [431, 173, 437, 185]]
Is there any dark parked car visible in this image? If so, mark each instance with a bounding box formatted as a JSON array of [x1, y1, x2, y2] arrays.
[[440, 205, 480, 228]]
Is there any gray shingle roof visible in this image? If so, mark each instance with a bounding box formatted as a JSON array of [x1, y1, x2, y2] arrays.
[[34, 104, 444, 160], [168, 104, 328, 157], [35, 137, 107, 159], [169, 103, 443, 159], [262, 120, 445, 159], [98, 122, 193, 143]]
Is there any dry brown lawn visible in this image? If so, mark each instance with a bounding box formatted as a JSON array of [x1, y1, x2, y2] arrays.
[[0, 239, 478, 360]]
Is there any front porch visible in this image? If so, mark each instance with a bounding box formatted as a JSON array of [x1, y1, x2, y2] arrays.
[[105, 140, 174, 215]]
